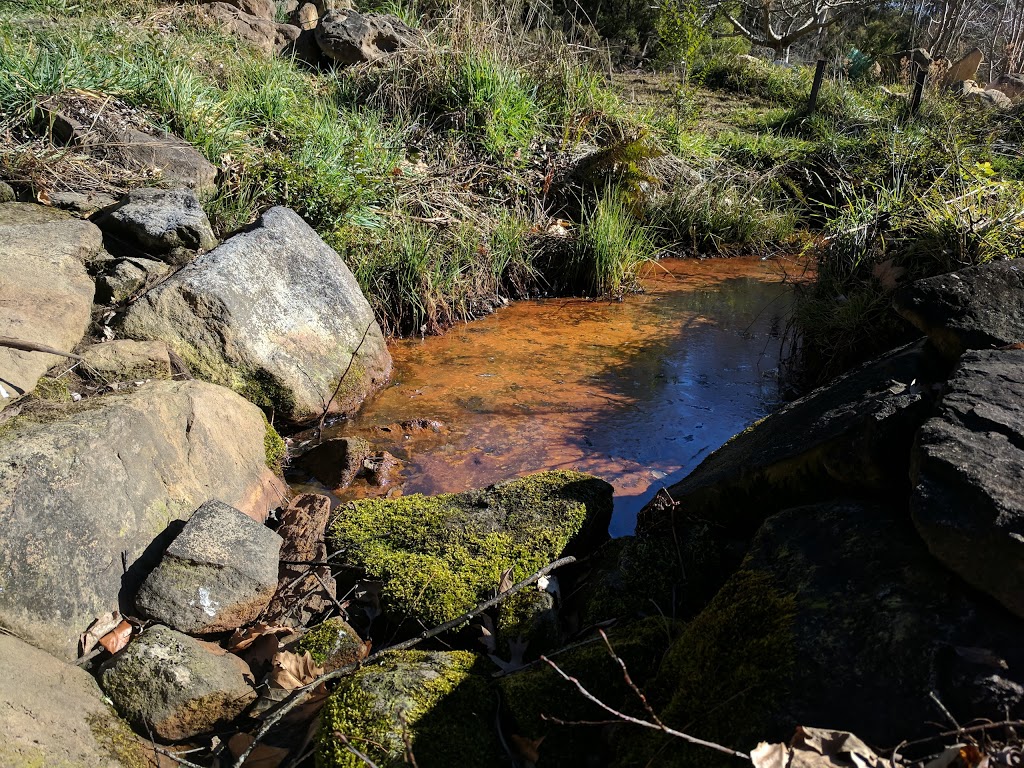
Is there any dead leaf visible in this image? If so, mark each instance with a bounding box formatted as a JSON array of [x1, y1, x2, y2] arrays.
[[489, 637, 530, 674], [227, 733, 289, 768], [98, 620, 133, 654], [509, 733, 545, 763], [498, 567, 515, 594], [478, 615, 497, 653], [872, 259, 906, 291], [228, 623, 293, 652], [751, 741, 789, 768], [80, 611, 121, 656], [269, 650, 323, 691], [755, 727, 894, 768]]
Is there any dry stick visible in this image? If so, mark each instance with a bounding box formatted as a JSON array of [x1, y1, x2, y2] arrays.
[[539, 654, 751, 761], [232, 556, 577, 768], [334, 732, 380, 768], [317, 321, 375, 440], [0, 336, 86, 361]]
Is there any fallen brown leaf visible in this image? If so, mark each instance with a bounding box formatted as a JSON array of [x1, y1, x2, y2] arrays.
[[98, 620, 134, 654], [228, 623, 293, 652], [269, 650, 323, 691], [227, 733, 289, 768], [80, 611, 121, 656], [872, 258, 906, 291], [509, 733, 545, 763], [498, 567, 515, 594]]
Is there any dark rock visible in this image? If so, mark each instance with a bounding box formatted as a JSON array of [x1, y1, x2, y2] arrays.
[[263, 493, 336, 627], [119, 206, 392, 424], [364, 450, 401, 487], [911, 349, 1024, 618], [637, 340, 941, 537], [295, 616, 365, 670], [80, 339, 173, 382], [101, 624, 256, 740], [95, 255, 171, 304], [202, 2, 302, 55], [136, 500, 283, 634], [97, 187, 216, 265], [0, 380, 287, 659], [295, 436, 371, 489], [315, 9, 418, 64], [326, 470, 612, 630], [0, 206, 100, 409], [895, 260, 1024, 359], [0, 633, 147, 767], [621, 501, 1024, 766]]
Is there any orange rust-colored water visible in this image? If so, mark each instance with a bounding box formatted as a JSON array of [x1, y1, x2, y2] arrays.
[[297, 256, 798, 536]]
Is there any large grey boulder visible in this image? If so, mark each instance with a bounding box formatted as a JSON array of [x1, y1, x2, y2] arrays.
[[0, 633, 149, 768], [101, 624, 257, 740], [0, 380, 287, 660], [911, 349, 1024, 618], [97, 187, 216, 265], [0, 205, 100, 409], [202, 2, 302, 55], [895, 260, 1024, 359], [316, 9, 418, 64], [136, 500, 283, 634], [120, 206, 392, 423]]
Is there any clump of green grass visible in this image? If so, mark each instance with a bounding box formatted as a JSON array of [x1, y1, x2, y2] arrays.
[[568, 190, 656, 295]]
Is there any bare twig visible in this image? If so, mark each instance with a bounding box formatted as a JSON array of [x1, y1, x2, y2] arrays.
[[929, 690, 962, 733], [334, 732, 380, 768], [0, 336, 85, 361], [539, 652, 750, 761], [317, 321, 375, 439], [231, 556, 577, 767]]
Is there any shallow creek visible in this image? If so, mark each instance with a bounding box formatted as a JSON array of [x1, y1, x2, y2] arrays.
[[290, 256, 798, 536]]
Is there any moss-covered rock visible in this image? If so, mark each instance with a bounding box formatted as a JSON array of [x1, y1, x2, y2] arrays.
[[318, 650, 500, 768], [297, 617, 366, 670], [497, 587, 559, 657], [499, 616, 679, 767], [326, 470, 612, 629]]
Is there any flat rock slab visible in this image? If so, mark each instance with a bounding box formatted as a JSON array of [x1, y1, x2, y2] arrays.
[[895, 260, 1024, 359], [120, 206, 392, 423], [101, 624, 256, 740], [0, 206, 101, 408], [0, 633, 147, 768], [97, 187, 216, 265], [136, 500, 283, 634], [0, 380, 287, 659], [637, 341, 939, 537], [80, 339, 173, 382], [912, 349, 1024, 618]]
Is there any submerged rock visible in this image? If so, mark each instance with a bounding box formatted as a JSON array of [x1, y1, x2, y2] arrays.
[[0, 380, 287, 660], [120, 206, 391, 424], [895, 260, 1024, 359], [318, 651, 499, 768], [295, 436, 372, 489], [326, 470, 612, 629], [912, 349, 1024, 618], [96, 187, 216, 265], [101, 624, 257, 740], [0, 633, 147, 768], [0, 205, 100, 409], [136, 500, 283, 634], [621, 501, 1024, 766]]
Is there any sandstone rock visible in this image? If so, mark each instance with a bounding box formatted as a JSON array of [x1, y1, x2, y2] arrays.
[[0, 206, 100, 409], [0, 181, 15, 202], [943, 47, 984, 86], [207, 0, 277, 17], [895, 259, 1024, 359], [636, 340, 939, 537], [80, 339, 173, 382], [949, 78, 984, 98], [315, 9, 418, 64], [101, 624, 257, 740], [628, 501, 1024, 762], [202, 2, 302, 55], [47, 190, 118, 215], [295, 436, 371, 489], [968, 88, 1013, 108], [37, 92, 217, 194], [95, 256, 171, 304], [0, 633, 148, 768], [297, 1, 318, 29], [263, 493, 336, 627], [0, 200, 71, 225], [911, 349, 1024, 618], [993, 72, 1024, 98], [97, 187, 216, 265], [120, 206, 392, 424], [136, 500, 283, 634], [0, 380, 287, 659]]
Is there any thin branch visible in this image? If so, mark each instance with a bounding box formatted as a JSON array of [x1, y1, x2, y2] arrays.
[[317, 321, 375, 439], [539, 654, 750, 760], [231, 556, 577, 767], [0, 336, 85, 361], [334, 732, 380, 768]]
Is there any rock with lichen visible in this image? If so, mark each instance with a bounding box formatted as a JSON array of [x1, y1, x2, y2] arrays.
[[296, 617, 366, 670], [100, 625, 256, 740], [325, 470, 612, 631], [318, 650, 499, 768]]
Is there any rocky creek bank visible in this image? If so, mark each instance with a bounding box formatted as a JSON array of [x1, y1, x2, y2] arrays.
[[1, 168, 1023, 768]]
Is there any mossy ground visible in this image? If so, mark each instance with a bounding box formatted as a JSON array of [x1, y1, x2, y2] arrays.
[[326, 471, 612, 629]]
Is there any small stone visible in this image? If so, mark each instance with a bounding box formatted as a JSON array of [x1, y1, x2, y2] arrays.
[[95, 256, 171, 304], [80, 340, 173, 382], [296, 436, 372, 489], [101, 624, 256, 740], [297, 2, 318, 29], [295, 616, 364, 670], [97, 187, 216, 265], [0, 181, 15, 202], [135, 500, 283, 634]]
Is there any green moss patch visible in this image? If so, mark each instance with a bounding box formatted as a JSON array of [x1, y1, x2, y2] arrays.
[[318, 650, 499, 768], [326, 471, 612, 628], [297, 617, 364, 670], [263, 418, 286, 472]]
